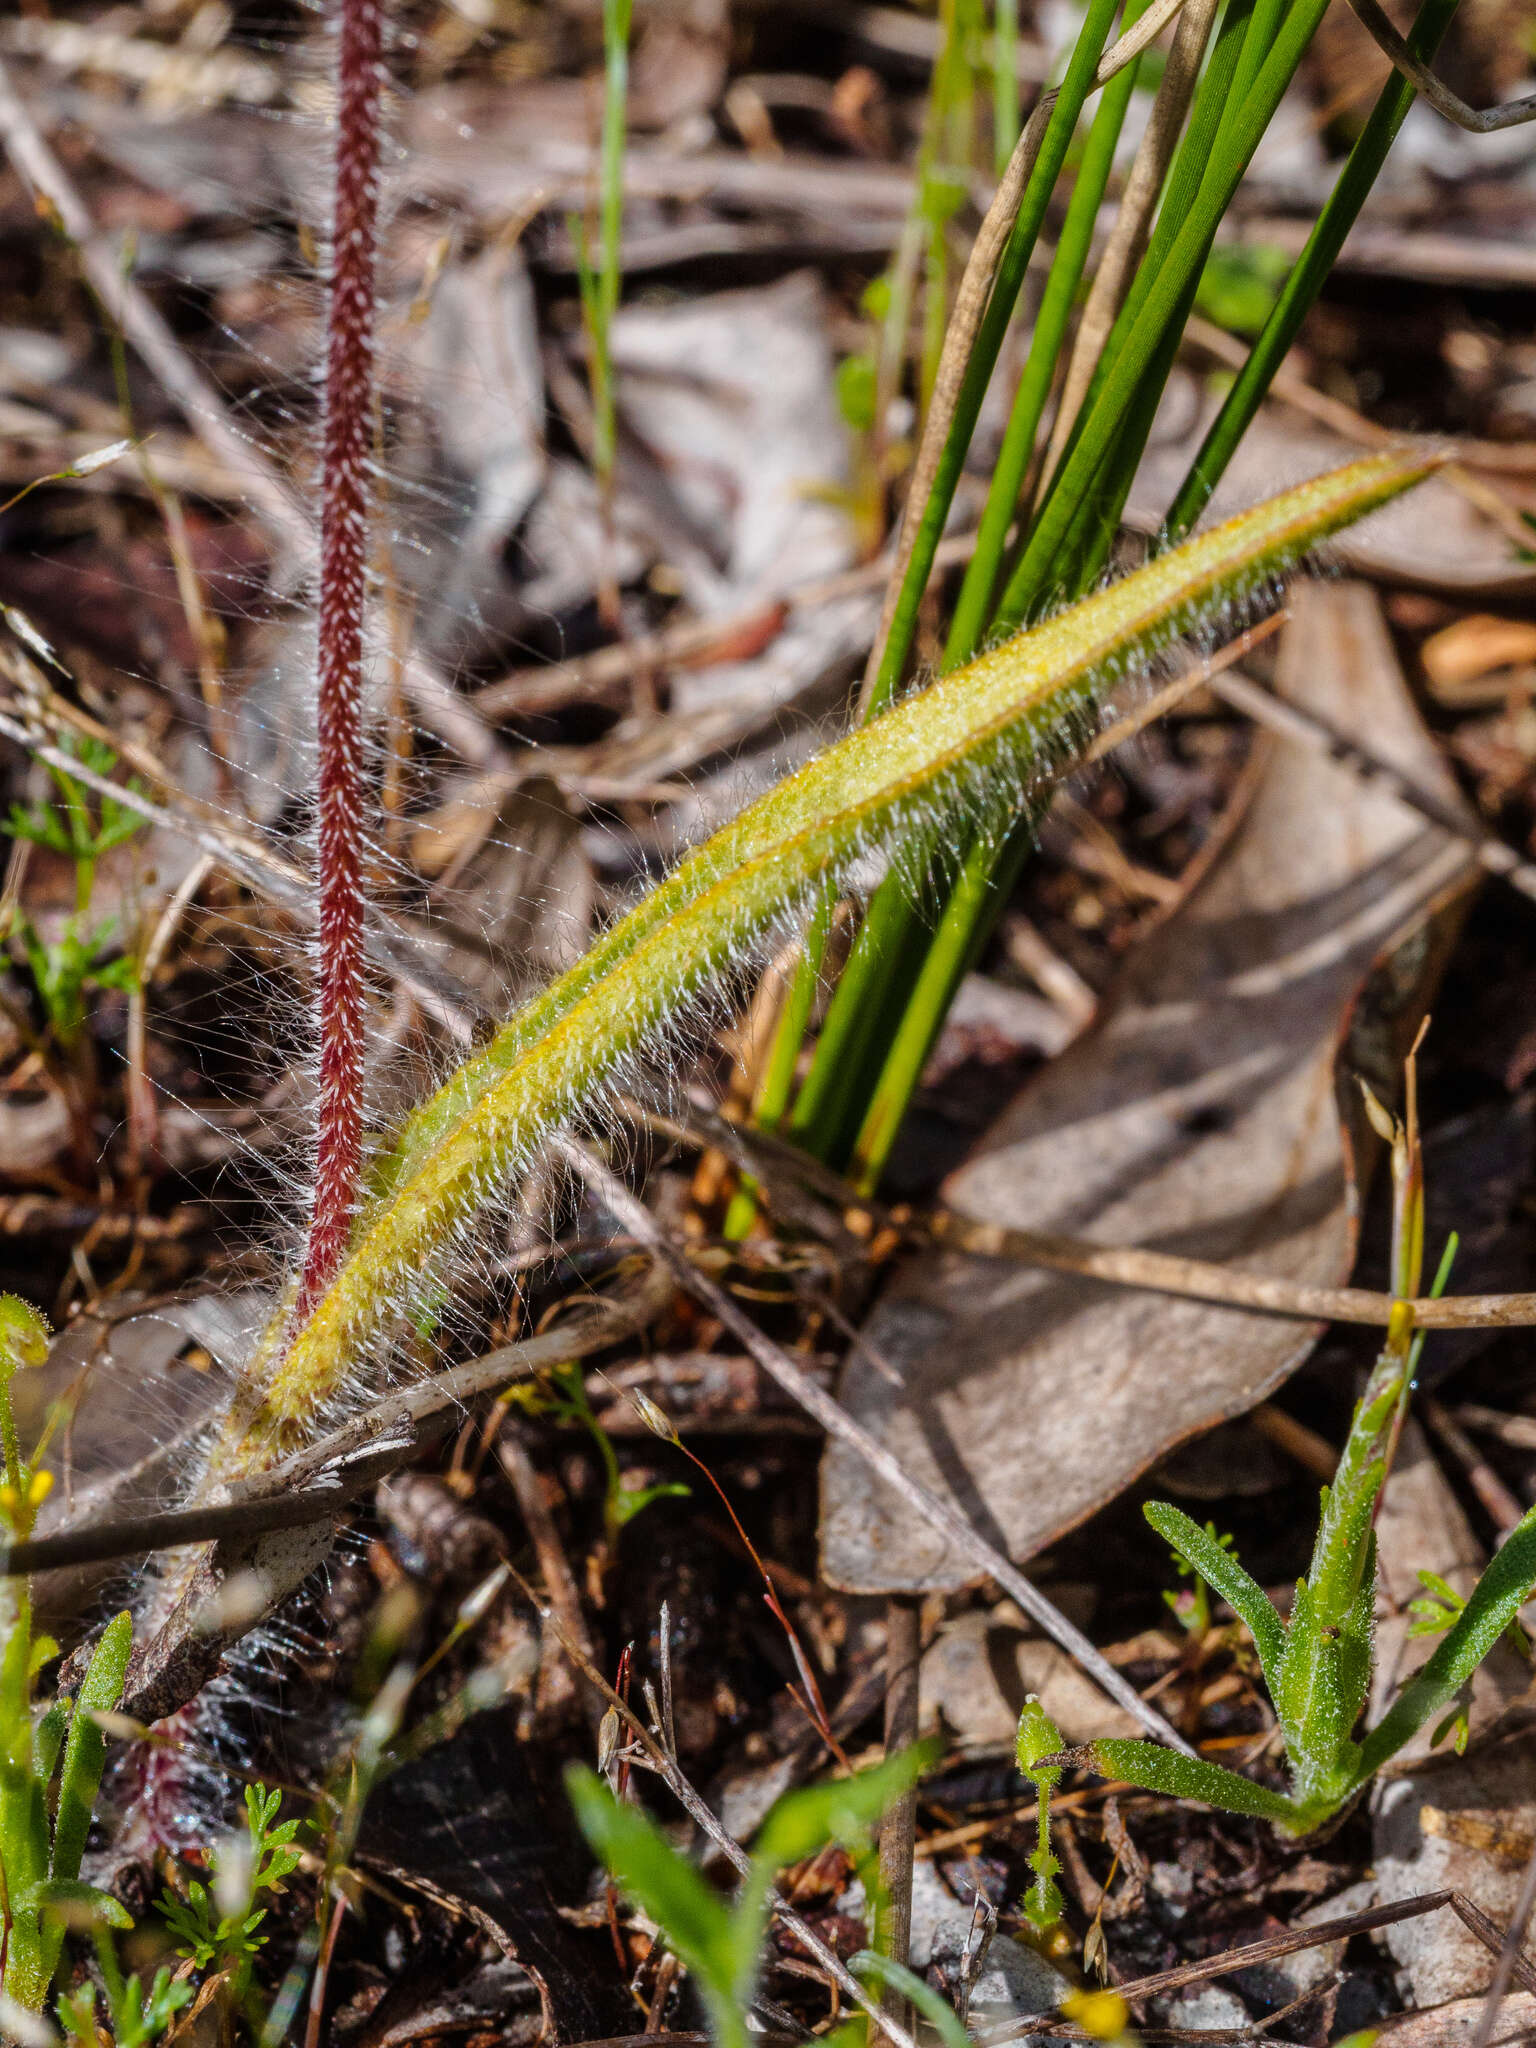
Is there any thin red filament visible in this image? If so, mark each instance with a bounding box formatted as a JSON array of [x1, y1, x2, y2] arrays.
[[298, 0, 384, 1320]]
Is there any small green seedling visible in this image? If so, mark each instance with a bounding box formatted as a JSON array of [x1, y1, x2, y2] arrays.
[[158, 1782, 303, 2017], [1015, 1696, 1066, 1933], [567, 1743, 936, 2048], [1162, 1520, 1235, 1639], [1057, 1063, 1536, 1836], [3, 731, 145, 1045], [0, 1295, 135, 2013], [510, 1363, 689, 1548]]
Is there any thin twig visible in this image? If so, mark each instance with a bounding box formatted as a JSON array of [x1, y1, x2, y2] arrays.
[[626, 1094, 1536, 1335], [498, 1430, 606, 1732], [1454, 1894, 1536, 1999], [1423, 1397, 1528, 1536], [1344, 0, 1536, 132], [1207, 667, 1536, 903], [557, 1135, 1193, 1756], [876, 1595, 922, 2032], [5, 1261, 672, 1580], [924, 1209, 1536, 1329], [976, 1886, 1536, 2042], [1082, 612, 1286, 763], [1473, 1842, 1536, 2048]]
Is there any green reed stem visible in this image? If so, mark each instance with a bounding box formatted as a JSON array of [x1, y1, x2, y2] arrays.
[[944, 0, 1151, 665], [1003, 0, 1335, 617], [993, 0, 1020, 171], [866, 0, 1125, 722]]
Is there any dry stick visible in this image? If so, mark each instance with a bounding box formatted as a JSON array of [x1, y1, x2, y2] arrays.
[[876, 1595, 922, 2030], [473, 531, 983, 723], [924, 1208, 1536, 1329], [0, 53, 310, 568], [497, 1431, 606, 1732], [557, 1135, 1194, 1757], [856, 0, 1192, 712], [1473, 1841, 1536, 2048], [1343, 0, 1536, 132], [978, 1888, 1536, 2043], [300, 0, 385, 1320], [1039, 0, 1220, 493], [632, 1092, 1536, 1336], [504, 1563, 923, 2048], [1206, 666, 1536, 903], [1423, 1396, 1528, 1536]]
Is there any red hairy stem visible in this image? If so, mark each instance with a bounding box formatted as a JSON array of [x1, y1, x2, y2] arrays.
[[299, 0, 384, 1320]]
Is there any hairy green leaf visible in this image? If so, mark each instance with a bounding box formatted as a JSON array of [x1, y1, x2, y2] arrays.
[[1079, 1739, 1299, 1827], [1359, 1502, 1536, 1780], [202, 453, 1437, 1487]]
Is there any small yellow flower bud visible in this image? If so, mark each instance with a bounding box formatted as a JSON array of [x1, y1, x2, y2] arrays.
[[1061, 1988, 1130, 2040], [26, 1469, 52, 1507]]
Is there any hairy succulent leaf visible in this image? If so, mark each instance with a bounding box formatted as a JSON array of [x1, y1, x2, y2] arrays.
[[204, 451, 1436, 1482]]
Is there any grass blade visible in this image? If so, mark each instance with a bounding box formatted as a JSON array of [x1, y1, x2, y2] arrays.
[[1163, 0, 1462, 542]]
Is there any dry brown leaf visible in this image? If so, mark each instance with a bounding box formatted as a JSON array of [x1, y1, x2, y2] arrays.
[[820, 581, 1478, 1592]]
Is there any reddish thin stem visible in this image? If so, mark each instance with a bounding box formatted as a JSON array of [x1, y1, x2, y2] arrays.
[[298, 0, 383, 1321]]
